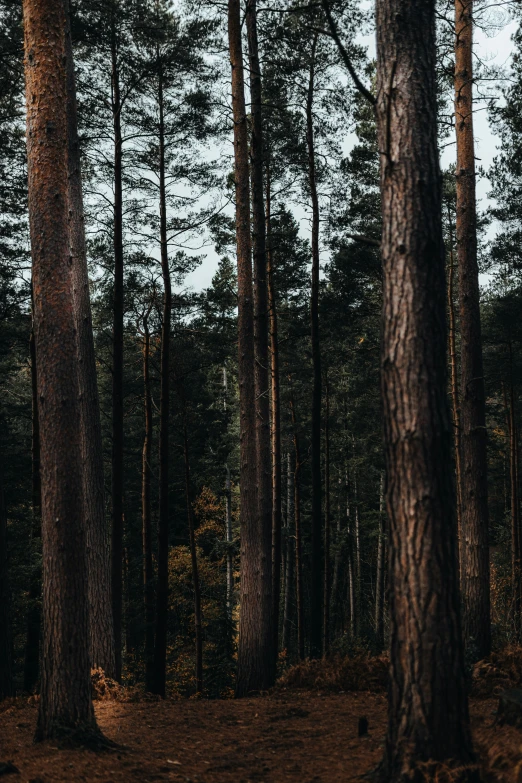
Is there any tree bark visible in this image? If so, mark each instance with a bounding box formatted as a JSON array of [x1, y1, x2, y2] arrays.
[[323, 372, 331, 657], [306, 34, 323, 659], [455, 0, 491, 659], [23, 318, 41, 693], [152, 54, 172, 699], [0, 462, 13, 699], [504, 360, 521, 637], [23, 0, 98, 740], [283, 452, 294, 655], [142, 308, 155, 691], [375, 0, 478, 778], [289, 389, 305, 661], [374, 471, 385, 650], [229, 0, 271, 697], [65, 2, 115, 678], [183, 423, 203, 695], [110, 23, 125, 683]]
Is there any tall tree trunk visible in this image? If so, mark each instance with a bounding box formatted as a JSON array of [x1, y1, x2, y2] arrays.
[[330, 469, 343, 638], [306, 34, 323, 659], [153, 58, 172, 698], [24, 318, 41, 693], [23, 0, 98, 740], [0, 462, 13, 699], [282, 452, 294, 655], [353, 463, 361, 637], [225, 463, 233, 621], [323, 372, 330, 657], [142, 308, 155, 691], [110, 25, 125, 683], [229, 0, 270, 697], [505, 353, 522, 637], [346, 467, 356, 638], [374, 471, 386, 650], [266, 153, 282, 662], [289, 389, 304, 660], [446, 202, 463, 576], [455, 0, 491, 659], [246, 0, 275, 683], [65, 3, 115, 678], [183, 423, 203, 695], [375, 0, 477, 777]]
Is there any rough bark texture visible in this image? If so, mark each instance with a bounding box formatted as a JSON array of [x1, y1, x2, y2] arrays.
[[23, 0, 98, 740], [110, 27, 125, 683], [306, 35, 323, 659], [153, 59, 172, 699], [141, 310, 155, 691], [283, 452, 294, 655], [375, 0, 478, 778], [246, 0, 275, 684], [0, 463, 14, 699], [504, 370, 521, 634], [455, 0, 491, 659], [65, 3, 115, 678], [374, 471, 385, 650], [229, 0, 270, 696], [289, 390, 304, 661]]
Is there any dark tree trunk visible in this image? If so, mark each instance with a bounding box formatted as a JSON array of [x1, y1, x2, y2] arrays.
[[183, 424, 203, 695], [152, 57, 172, 699], [226, 463, 233, 621], [229, 0, 270, 697], [455, 0, 491, 660], [23, 0, 98, 740], [24, 319, 41, 693], [142, 308, 155, 691], [374, 471, 385, 650], [375, 0, 478, 778], [246, 0, 275, 683], [266, 156, 282, 663], [289, 389, 304, 661], [110, 27, 125, 683], [345, 468, 356, 638], [504, 359, 522, 636], [283, 452, 294, 655], [0, 463, 13, 699], [323, 372, 330, 657], [65, 3, 115, 678], [306, 34, 323, 659]]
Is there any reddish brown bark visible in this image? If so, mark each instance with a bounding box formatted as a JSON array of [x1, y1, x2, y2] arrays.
[[23, 0, 98, 740], [375, 0, 477, 778], [141, 307, 155, 691], [455, 0, 491, 659]]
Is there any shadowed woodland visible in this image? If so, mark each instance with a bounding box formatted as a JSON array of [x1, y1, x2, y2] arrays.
[[2, 0, 522, 780]]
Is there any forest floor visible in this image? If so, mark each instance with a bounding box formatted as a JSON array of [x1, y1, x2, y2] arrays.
[[1, 690, 521, 783]]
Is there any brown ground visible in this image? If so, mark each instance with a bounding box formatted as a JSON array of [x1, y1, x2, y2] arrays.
[[0, 692, 520, 783]]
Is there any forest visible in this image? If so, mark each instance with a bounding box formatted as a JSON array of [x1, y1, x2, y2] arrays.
[[2, 0, 522, 780]]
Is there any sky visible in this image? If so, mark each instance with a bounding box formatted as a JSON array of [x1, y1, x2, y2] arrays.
[[183, 7, 518, 293]]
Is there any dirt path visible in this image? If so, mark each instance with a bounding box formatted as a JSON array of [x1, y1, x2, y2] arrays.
[[0, 693, 519, 782]]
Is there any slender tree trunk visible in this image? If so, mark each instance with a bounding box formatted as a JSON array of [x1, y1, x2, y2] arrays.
[[447, 203, 463, 578], [455, 0, 491, 659], [24, 319, 41, 693], [330, 470, 343, 638], [505, 353, 522, 637], [353, 464, 361, 637], [0, 462, 13, 699], [183, 424, 203, 695], [306, 34, 323, 658], [229, 0, 270, 697], [110, 26, 125, 683], [346, 467, 356, 638], [65, 4, 115, 678], [152, 56, 172, 699], [142, 309, 155, 691], [283, 452, 294, 655], [375, 0, 477, 777], [23, 0, 98, 740], [374, 471, 385, 650], [289, 389, 304, 660], [266, 154, 282, 662], [246, 0, 275, 683], [323, 372, 330, 657], [225, 463, 233, 621]]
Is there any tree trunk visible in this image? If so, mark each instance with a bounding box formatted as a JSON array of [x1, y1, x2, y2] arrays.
[[306, 33, 323, 660], [142, 308, 155, 691], [283, 452, 294, 655], [504, 357, 521, 637], [374, 471, 385, 650], [289, 389, 304, 661], [346, 467, 356, 638], [353, 463, 361, 637], [183, 424, 203, 695], [23, 0, 98, 740], [330, 470, 343, 639], [0, 462, 13, 699], [65, 2, 115, 678], [24, 318, 41, 693], [266, 153, 282, 663], [110, 25, 125, 683], [229, 0, 270, 697], [225, 463, 233, 621], [152, 55, 172, 699], [323, 372, 330, 658], [375, 0, 477, 778], [246, 0, 275, 684], [455, 0, 491, 660]]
